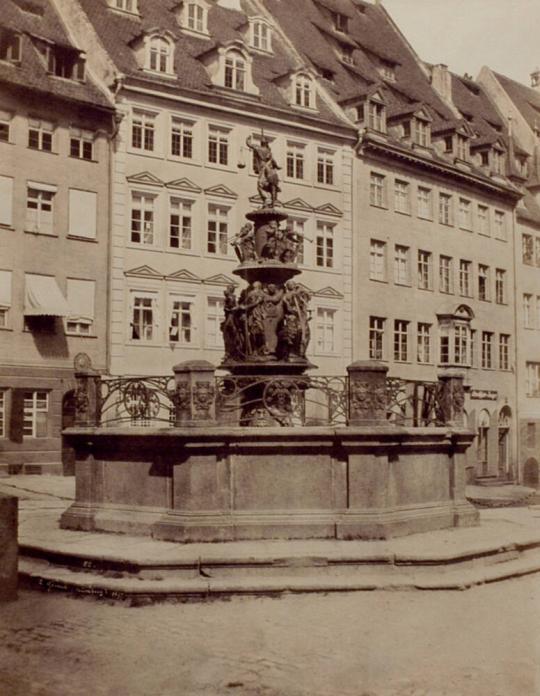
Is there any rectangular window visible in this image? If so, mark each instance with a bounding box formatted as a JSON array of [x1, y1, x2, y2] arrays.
[[130, 193, 155, 245], [477, 205, 489, 236], [69, 128, 94, 160], [478, 264, 489, 301], [454, 325, 469, 366], [438, 193, 452, 225], [370, 172, 386, 207], [169, 298, 193, 344], [495, 269, 506, 305], [527, 363, 540, 397], [481, 331, 493, 369], [522, 234, 534, 264], [286, 142, 305, 180], [208, 127, 229, 165], [527, 423, 536, 448], [131, 111, 155, 151], [0, 110, 11, 143], [289, 218, 305, 265], [456, 135, 468, 160], [26, 187, 54, 235], [131, 295, 155, 341], [394, 179, 410, 214], [171, 118, 193, 159], [316, 222, 334, 268], [317, 148, 334, 185], [494, 210, 506, 240], [206, 297, 224, 348], [417, 250, 432, 290], [0, 270, 12, 328], [370, 240, 386, 281], [394, 245, 410, 285], [68, 189, 97, 239], [523, 293, 532, 328], [417, 186, 432, 219], [439, 255, 453, 294], [367, 101, 385, 132], [499, 334, 510, 371], [369, 316, 385, 360], [0, 175, 13, 227], [207, 204, 229, 255], [23, 391, 49, 438], [66, 279, 95, 335], [459, 260, 472, 297], [187, 3, 204, 31], [28, 119, 53, 151], [458, 198, 472, 230], [394, 320, 409, 362], [439, 327, 450, 365], [169, 198, 192, 250], [413, 118, 430, 147], [417, 323, 431, 363], [316, 308, 336, 353]]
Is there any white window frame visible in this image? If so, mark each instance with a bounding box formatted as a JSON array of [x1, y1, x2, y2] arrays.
[[439, 255, 453, 294], [369, 316, 385, 360], [417, 186, 432, 219], [294, 74, 314, 109], [130, 192, 156, 246], [477, 204, 490, 236], [499, 334, 510, 371], [146, 35, 174, 75], [459, 259, 472, 297], [0, 110, 12, 143], [394, 179, 410, 214], [185, 2, 207, 34], [495, 269, 506, 305], [224, 50, 246, 91], [394, 319, 409, 362], [207, 203, 230, 256], [168, 294, 196, 346], [26, 184, 56, 235], [526, 362, 540, 397], [23, 391, 49, 439], [129, 291, 158, 343], [286, 142, 306, 180], [524, 293, 532, 328], [251, 19, 272, 53], [111, 0, 139, 14], [0, 269, 12, 329], [28, 119, 54, 152], [417, 323, 431, 364], [69, 128, 94, 160], [315, 306, 338, 355], [438, 192, 452, 226], [458, 197, 472, 230], [370, 172, 386, 208], [170, 116, 194, 159], [206, 296, 224, 349], [66, 278, 95, 336], [417, 250, 432, 290], [289, 217, 307, 266], [316, 221, 334, 269], [370, 240, 387, 281], [394, 245, 410, 286], [169, 197, 193, 251], [478, 264, 490, 302], [481, 331, 493, 369], [316, 148, 335, 186], [494, 210, 506, 240], [131, 110, 156, 152], [208, 125, 230, 166]]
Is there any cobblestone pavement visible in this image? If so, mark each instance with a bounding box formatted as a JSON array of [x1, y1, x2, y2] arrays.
[[0, 576, 538, 696]]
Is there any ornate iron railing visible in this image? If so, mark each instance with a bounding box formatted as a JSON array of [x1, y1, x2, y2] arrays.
[[99, 376, 176, 427], [75, 371, 462, 429]]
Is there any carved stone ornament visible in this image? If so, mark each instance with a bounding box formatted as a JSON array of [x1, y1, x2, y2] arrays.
[[174, 381, 191, 413], [74, 352, 92, 372], [350, 380, 387, 416], [192, 382, 216, 418]]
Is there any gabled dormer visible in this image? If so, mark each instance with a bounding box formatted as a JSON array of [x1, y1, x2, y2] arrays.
[[133, 30, 176, 76], [379, 59, 397, 83], [433, 121, 474, 163], [200, 40, 259, 96], [0, 29, 22, 64], [280, 69, 317, 111], [249, 16, 272, 54], [177, 0, 211, 38], [388, 105, 432, 148], [108, 0, 139, 15], [471, 137, 507, 177], [343, 87, 387, 133]]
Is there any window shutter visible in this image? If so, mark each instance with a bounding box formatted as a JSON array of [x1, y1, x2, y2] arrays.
[[68, 189, 97, 239], [0, 176, 13, 226], [9, 389, 25, 443]]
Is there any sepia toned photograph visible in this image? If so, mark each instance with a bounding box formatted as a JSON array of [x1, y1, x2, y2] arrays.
[[0, 0, 539, 694]]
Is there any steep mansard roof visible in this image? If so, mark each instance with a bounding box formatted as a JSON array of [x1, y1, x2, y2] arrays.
[[492, 70, 540, 133], [0, 0, 112, 109], [76, 0, 350, 129]]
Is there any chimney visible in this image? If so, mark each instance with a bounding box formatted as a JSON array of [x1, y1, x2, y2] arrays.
[[531, 67, 540, 90], [431, 64, 453, 104], [216, 0, 243, 11]]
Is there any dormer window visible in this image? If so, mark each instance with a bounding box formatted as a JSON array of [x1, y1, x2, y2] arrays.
[[224, 50, 246, 91], [413, 118, 430, 147], [366, 100, 386, 133], [250, 19, 272, 53], [334, 13, 348, 33], [186, 2, 208, 34], [146, 35, 174, 74], [456, 134, 469, 160], [341, 46, 353, 65], [110, 0, 138, 13], [294, 74, 314, 109], [0, 31, 22, 63], [380, 62, 396, 82], [38, 42, 85, 81], [491, 147, 505, 175]]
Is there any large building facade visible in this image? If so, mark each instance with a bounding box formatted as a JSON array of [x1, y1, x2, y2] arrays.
[[1, 0, 535, 482], [0, 0, 114, 472]]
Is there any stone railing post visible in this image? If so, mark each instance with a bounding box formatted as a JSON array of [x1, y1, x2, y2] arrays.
[[173, 361, 217, 427], [74, 369, 101, 428], [437, 370, 465, 427], [347, 361, 389, 426]]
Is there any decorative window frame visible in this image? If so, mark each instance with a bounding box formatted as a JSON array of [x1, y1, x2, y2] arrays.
[[249, 16, 273, 54], [436, 304, 474, 368], [177, 0, 211, 37], [202, 42, 259, 96], [109, 0, 139, 16], [142, 31, 176, 77]]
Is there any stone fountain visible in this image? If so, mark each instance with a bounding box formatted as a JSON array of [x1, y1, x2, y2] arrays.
[[60, 138, 479, 542]]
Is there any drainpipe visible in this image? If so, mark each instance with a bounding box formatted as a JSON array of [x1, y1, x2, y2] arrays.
[[511, 203, 521, 482]]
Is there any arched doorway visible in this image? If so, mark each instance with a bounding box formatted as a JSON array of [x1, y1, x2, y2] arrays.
[[523, 458, 539, 488], [498, 406, 512, 480], [477, 409, 490, 476]]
